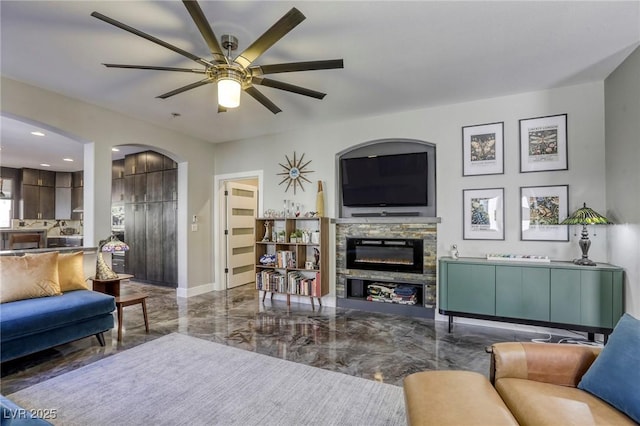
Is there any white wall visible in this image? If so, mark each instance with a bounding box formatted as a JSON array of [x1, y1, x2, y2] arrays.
[[215, 81, 609, 272], [605, 46, 640, 317], [1, 77, 217, 295]]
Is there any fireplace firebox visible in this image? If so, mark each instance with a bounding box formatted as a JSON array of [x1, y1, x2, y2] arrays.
[[346, 238, 423, 274]]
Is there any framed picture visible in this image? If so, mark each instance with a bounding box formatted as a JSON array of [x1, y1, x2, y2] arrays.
[[462, 122, 504, 176], [520, 185, 569, 241], [463, 188, 504, 240], [519, 113, 568, 172]]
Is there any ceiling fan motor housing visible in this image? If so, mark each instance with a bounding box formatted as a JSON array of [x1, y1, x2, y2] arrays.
[[221, 34, 238, 52]]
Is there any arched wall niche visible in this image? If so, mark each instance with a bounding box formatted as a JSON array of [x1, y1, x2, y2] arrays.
[[335, 138, 437, 218]]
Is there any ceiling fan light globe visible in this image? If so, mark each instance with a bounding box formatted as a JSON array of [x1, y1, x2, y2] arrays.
[[218, 78, 241, 108]]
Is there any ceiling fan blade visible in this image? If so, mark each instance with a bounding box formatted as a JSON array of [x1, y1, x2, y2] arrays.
[[156, 78, 212, 99], [244, 86, 282, 114], [182, 0, 227, 64], [253, 77, 326, 100], [234, 8, 305, 69], [103, 64, 206, 74], [91, 11, 212, 67], [251, 59, 344, 76]]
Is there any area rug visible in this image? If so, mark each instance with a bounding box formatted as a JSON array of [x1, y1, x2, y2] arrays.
[[8, 333, 405, 425]]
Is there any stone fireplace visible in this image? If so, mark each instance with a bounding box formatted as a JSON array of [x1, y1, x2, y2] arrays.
[[335, 217, 438, 318]]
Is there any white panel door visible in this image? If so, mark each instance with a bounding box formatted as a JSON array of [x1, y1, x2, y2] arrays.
[[225, 181, 257, 288]]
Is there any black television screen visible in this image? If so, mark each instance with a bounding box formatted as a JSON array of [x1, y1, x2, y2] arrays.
[[341, 152, 428, 207]]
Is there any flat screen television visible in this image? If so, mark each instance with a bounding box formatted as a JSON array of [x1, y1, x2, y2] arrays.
[[341, 152, 428, 207]]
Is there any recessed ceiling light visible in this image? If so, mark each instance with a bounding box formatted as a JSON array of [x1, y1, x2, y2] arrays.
[[112, 148, 120, 152], [63, 158, 74, 162], [31, 131, 45, 137], [40, 163, 51, 167]]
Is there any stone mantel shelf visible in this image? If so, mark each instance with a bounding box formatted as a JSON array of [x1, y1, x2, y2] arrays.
[[332, 217, 441, 225]]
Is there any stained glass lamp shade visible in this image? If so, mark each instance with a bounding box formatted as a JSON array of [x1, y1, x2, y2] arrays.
[[560, 203, 613, 266], [95, 235, 129, 280]]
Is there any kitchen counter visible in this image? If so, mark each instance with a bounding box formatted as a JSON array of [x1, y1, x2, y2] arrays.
[[0, 229, 47, 250], [0, 246, 97, 256]]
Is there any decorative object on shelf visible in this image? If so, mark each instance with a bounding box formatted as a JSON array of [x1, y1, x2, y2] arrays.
[[313, 247, 320, 268], [462, 122, 504, 176], [96, 234, 129, 280], [316, 180, 325, 217], [486, 254, 550, 263], [262, 221, 271, 242], [560, 202, 613, 266], [463, 188, 505, 240], [520, 185, 569, 241], [259, 253, 276, 266], [450, 244, 459, 259], [519, 113, 568, 173], [278, 152, 314, 194]]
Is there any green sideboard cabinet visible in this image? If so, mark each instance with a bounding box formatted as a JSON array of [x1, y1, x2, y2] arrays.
[[439, 257, 624, 341]]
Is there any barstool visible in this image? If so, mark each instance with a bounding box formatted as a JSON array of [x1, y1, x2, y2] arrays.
[[115, 294, 149, 341]]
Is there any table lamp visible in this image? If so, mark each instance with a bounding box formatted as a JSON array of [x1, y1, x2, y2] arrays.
[[96, 234, 129, 280], [560, 203, 612, 266]]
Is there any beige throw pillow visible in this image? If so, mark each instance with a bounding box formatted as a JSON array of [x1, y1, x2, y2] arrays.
[[57, 251, 89, 291], [0, 251, 62, 303]]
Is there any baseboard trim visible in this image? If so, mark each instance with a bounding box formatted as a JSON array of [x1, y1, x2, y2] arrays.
[[176, 283, 214, 298]]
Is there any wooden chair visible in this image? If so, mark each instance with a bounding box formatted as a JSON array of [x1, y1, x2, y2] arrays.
[[8, 233, 42, 249]]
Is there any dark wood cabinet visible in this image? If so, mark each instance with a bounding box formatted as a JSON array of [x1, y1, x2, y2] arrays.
[[121, 151, 177, 286], [21, 168, 56, 219], [145, 202, 164, 282], [112, 159, 125, 180], [125, 203, 147, 279], [22, 184, 55, 219], [124, 174, 146, 203], [146, 171, 163, 202], [163, 169, 177, 201], [112, 178, 125, 203], [145, 151, 164, 173], [162, 201, 178, 284], [124, 151, 151, 175], [72, 171, 83, 188], [164, 156, 177, 170], [112, 159, 126, 203], [22, 168, 55, 187]]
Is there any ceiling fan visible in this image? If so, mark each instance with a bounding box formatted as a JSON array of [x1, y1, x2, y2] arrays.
[[91, 1, 344, 114]]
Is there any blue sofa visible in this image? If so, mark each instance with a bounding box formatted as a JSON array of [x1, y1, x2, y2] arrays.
[[1, 289, 115, 363], [0, 395, 52, 425]]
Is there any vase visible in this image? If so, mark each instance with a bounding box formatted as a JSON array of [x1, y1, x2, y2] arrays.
[[316, 181, 324, 217]]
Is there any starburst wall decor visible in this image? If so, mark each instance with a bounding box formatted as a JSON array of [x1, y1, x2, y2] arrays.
[[278, 151, 314, 194]]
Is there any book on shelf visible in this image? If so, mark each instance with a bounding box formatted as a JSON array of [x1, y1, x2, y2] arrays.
[[284, 271, 321, 296], [277, 250, 296, 268], [256, 270, 285, 293]]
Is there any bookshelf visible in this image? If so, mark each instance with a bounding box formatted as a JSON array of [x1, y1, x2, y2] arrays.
[[255, 217, 329, 309]]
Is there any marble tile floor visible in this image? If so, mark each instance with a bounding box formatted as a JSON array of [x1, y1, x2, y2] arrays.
[[2, 280, 581, 394]]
